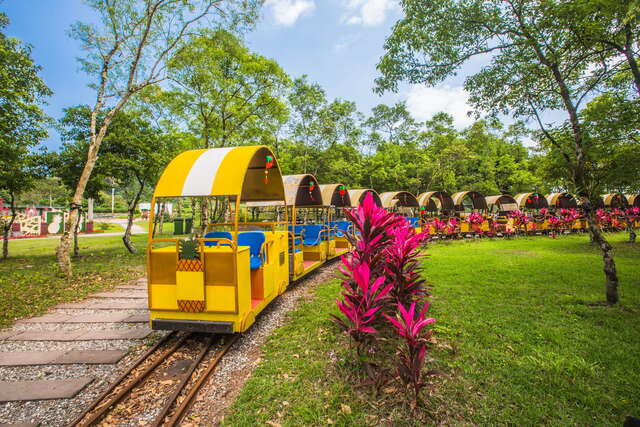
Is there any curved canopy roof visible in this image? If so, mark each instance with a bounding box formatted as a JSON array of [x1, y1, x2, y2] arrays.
[[153, 146, 284, 202], [546, 193, 578, 209], [379, 191, 419, 208], [514, 192, 548, 209], [319, 184, 351, 207], [486, 194, 518, 211], [603, 193, 629, 208], [283, 174, 323, 207], [628, 194, 640, 208], [452, 191, 488, 210], [348, 189, 382, 207], [417, 191, 455, 211]]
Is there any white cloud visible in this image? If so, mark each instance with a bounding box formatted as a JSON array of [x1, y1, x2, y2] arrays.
[[405, 84, 475, 128], [264, 0, 315, 26], [333, 33, 362, 52], [342, 0, 397, 27]]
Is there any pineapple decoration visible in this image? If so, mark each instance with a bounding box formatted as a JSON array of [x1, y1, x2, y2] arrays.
[[264, 155, 274, 184], [338, 185, 346, 202], [308, 180, 316, 201], [177, 238, 203, 272], [176, 238, 205, 312]]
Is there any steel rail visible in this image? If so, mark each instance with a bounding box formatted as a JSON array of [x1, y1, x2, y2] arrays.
[[150, 334, 216, 427], [67, 331, 177, 427], [164, 334, 240, 427], [72, 332, 190, 427]]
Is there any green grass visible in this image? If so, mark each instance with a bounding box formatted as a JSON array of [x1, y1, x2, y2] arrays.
[[135, 220, 176, 235], [0, 234, 147, 328], [223, 233, 640, 426], [94, 221, 124, 233]]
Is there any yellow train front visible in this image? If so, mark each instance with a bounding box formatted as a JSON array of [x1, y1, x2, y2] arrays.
[[146, 146, 292, 333], [146, 146, 355, 334]]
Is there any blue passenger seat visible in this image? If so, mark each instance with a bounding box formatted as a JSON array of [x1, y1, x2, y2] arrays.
[[406, 217, 420, 228], [302, 225, 323, 246], [203, 231, 233, 247], [330, 221, 351, 237], [238, 232, 266, 270]]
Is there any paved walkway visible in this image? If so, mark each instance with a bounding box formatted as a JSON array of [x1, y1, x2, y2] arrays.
[[0, 277, 159, 424]]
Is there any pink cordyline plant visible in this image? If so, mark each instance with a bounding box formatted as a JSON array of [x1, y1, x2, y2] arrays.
[[465, 212, 484, 225], [384, 302, 436, 406], [445, 217, 458, 235], [343, 193, 402, 278], [332, 261, 393, 353], [624, 207, 639, 242], [559, 208, 580, 227], [384, 221, 429, 306], [430, 218, 447, 233], [508, 210, 531, 233]]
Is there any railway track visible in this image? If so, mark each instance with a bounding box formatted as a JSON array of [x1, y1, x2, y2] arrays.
[[68, 331, 239, 427]]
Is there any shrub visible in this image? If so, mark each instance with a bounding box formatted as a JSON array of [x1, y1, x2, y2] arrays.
[[332, 192, 437, 406], [384, 220, 429, 306], [332, 260, 393, 352], [384, 302, 436, 406]]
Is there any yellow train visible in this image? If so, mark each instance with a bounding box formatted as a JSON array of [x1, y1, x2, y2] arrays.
[[146, 146, 639, 333]]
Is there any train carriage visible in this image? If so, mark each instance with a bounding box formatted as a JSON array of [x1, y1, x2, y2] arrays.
[[486, 194, 519, 232], [320, 183, 353, 259], [284, 174, 329, 279], [379, 191, 421, 230], [452, 191, 488, 233], [348, 189, 382, 207], [603, 193, 629, 210], [417, 191, 455, 235], [514, 192, 549, 231], [146, 146, 290, 334]]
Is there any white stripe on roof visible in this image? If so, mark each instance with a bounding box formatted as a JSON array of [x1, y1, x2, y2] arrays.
[[181, 148, 233, 196]]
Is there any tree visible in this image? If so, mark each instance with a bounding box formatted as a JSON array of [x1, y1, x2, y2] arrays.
[[0, 13, 51, 259], [364, 102, 419, 148], [165, 29, 290, 149], [287, 76, 328, 173], [56, 0, 261, 276], [559, 0, 640, 96], [54, 105, 112, 257], [101, 109, 183, 252], [377, 0, 622, 303]]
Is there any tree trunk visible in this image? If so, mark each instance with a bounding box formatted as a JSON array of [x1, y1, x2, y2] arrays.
[[623, 26, 640, 96], [2, 226, 8, 260], [585, 208, 619, 304], [73, 210, 82, 258], [123, 209, 137, 254], [158, 203, 166, 235], [2, 195, 17, 260], [123, 180, 145, 254], [628, 223, 636, 243]]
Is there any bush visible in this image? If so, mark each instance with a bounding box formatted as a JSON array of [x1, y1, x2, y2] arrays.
[[332, 193, 436, 406]]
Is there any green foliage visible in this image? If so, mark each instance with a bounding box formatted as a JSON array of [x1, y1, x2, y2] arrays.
[[163, 29, 290, 148], [0, 12, 51, 256]]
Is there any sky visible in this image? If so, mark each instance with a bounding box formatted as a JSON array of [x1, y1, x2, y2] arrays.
[[1, 0, 491, 151]]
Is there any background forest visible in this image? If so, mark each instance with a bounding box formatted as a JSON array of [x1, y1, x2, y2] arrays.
[[2, 10, 639, 215]]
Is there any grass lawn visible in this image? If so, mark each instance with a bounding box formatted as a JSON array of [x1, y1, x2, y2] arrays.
[[0, 234, 147, 328], [135, 220, 176, 235], [223, 233, 640, 426], [94, 221, 124, 233]]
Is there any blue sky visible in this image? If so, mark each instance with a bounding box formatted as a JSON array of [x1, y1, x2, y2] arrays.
[[1, 0, 484, 151]]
